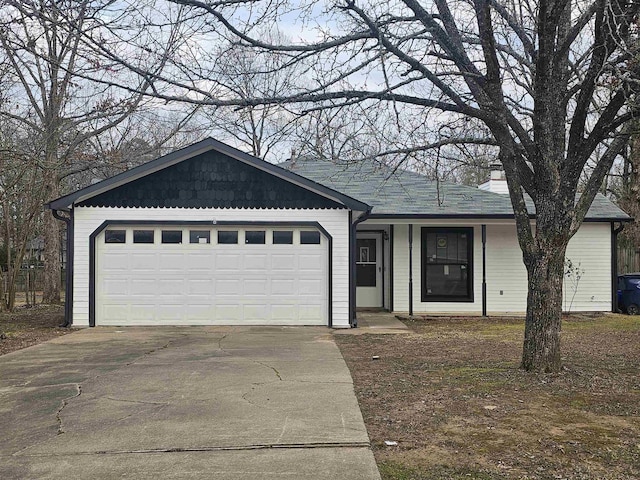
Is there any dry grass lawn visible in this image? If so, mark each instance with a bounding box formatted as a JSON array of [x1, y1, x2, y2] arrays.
[[335, 314, 640, 480], [0, 305, 73, 356]]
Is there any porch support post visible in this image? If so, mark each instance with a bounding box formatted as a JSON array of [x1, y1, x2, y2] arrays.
[[389, 224, 394, 312], [408, 224, 413, 317], [482, 224, 487, 317]]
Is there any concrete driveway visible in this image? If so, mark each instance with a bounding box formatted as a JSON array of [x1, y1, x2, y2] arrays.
[[0, 327, 380, 479]]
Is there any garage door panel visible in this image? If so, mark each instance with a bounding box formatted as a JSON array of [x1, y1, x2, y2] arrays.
[[298, 254, 323, 272], [271, 279, 295, 295], [243, 304, 269, 321], [97, 226, 328, 325], [271, 304, 297, 321], [129, 278, 160, 296], [157, 278, 187, 295], [129, 304, 157, 321], [187, 279, 214, 295], [185, 253, 215, 271], [187, 305, 215, 320], [299, 305, 324, 323], [158, 253, 185, 271], [130, 254, 157, 271], [102, 278, 130, 295], [215, 304, 241, 321], [271, 254, 297, 271], [216, 279, 241, 295], [101, 253, 130, 271], [157, 304, 184, 321], [216, 254, 241, 271], [102, 304, 128, 322], [243, 279, 268, 295], [299, 279, 323, 296]]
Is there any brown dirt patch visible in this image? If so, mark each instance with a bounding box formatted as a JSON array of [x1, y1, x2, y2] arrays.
[[0, 305, 74, 356], [336, 314, 640, 480]]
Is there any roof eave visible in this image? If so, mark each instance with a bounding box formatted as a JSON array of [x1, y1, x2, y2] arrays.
[[365, 213, 632, 222]]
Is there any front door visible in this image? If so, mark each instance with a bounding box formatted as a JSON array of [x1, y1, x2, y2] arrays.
[[356, 233, 383, 307]]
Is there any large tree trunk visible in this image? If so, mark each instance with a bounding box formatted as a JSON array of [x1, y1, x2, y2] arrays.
[[522, 246, 567, 372], [42, 176, 61, 304]]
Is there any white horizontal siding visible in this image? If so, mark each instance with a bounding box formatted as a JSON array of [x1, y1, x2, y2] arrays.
[[73, 207, 350, 327], [390, 220, 612, 314]]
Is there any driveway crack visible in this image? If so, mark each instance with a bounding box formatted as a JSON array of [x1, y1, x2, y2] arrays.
[[254, 361, 282, 381], [105, 397, 168, 406], [56, 384, 82, 435]]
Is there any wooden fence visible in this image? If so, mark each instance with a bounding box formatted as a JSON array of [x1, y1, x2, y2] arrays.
[[1, 268, 66, 306], [618, 245, 640, 275]]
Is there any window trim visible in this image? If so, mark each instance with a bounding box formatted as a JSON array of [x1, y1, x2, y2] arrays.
[[421, 227, 474, 303]]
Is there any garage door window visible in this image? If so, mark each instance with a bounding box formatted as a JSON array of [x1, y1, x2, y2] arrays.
[[162, 230, 182, 244], [105, 230, 126, 243], [218, 231, 238, 244], [133, 230, 154, 244], [273, 231, 293, 244], [245, 231, 266, 244], [300, 231, 321, 244], [190, 230, 210, 244]]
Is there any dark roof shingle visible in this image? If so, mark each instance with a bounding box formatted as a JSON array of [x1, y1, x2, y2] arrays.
[[280, 157, 630, 221]]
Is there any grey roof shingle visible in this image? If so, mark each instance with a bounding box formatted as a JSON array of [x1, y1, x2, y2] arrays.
[[280, 157, 630, 221]]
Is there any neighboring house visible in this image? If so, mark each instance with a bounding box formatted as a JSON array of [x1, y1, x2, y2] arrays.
[[25, 234, 67, 268], [47, 138, 630, 328]]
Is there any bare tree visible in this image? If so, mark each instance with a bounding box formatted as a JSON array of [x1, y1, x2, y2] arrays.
[[202, 35, 302, 161], [0, 0, 188, 304], [76, 0, 639, 372]]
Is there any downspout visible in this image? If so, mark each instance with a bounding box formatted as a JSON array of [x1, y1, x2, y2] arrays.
[[350, 208, 372, 327], [51, 208, 73, 327], [611, 222, 626, 313]]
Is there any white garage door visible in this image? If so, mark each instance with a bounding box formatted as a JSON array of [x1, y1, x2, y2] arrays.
[[95, 225, 328, 326]]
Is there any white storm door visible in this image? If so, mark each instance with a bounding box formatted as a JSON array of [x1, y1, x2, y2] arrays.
[[356, 233, 383, 307]]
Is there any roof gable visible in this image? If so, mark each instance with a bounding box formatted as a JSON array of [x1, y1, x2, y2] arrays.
[[78, 150, 344, 209], [48, 138, 369, 211]]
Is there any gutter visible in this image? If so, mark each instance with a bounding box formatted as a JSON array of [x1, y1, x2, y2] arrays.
[[350, 208, 373, 327], [50, 208, 73, 327]]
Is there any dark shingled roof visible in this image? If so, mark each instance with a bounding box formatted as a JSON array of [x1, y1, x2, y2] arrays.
[[280, 157, 630, 221]]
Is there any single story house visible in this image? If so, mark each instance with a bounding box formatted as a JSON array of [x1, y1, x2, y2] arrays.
[[47, 138, 630, 328]]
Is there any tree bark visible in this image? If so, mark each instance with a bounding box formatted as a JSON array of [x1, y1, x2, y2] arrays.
[[521, 238, 567, 372], [42, 176, 61, 304]]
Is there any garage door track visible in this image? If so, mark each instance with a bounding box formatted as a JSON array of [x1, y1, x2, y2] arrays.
[[0, 327, 380, 479]]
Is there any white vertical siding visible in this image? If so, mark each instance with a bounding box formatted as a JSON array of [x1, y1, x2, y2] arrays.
[[390, 220, 612, 314], [72, 207, 350, 327]]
